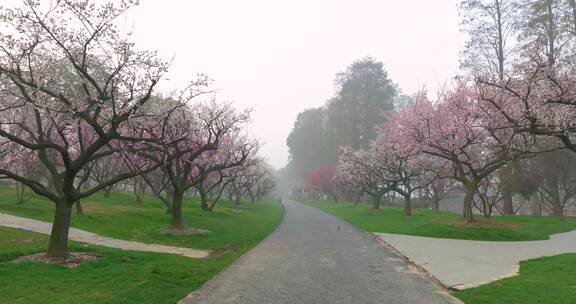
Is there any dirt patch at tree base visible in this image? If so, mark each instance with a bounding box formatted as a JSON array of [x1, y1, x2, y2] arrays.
[[12, 252, 102, 268], [160, 227, 211, 235]]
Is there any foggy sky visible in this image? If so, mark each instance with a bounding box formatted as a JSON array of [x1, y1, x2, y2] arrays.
[[3, 0, 466, 168]]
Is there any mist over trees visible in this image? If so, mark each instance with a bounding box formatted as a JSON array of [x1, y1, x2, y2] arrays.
[[287, 0, 576, 223], [286, 57, 400, 181]]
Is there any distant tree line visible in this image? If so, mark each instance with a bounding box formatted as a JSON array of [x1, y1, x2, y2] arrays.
[[289, 0, 576, 222], [286, 57, 402, 193]]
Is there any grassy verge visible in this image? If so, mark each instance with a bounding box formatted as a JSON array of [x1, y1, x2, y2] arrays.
[[304, 200, 576, 241], [305, 200, 576, 303], [0, 188, 283, 304], [0, 187, 282, 251], [454, 253, 576, 304]]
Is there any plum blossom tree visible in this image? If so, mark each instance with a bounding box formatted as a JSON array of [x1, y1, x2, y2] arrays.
[[424, 177, 459, 212], [393, 85, 535, 222], [372, 124, 444, 216], [473, 0, 576, 153], [195, 170, 232, 212], [253, 168, 276, 201], [140, 168, 173, 214], [472, 173, 505, 218], [88, 155, 127, 198], [336, 147, 395, 210], [225, 157, 274, 205], [245, 162, 276, 203], [0, 0, 180, 257], [303, 166, 339, 201], [193, 131, 260, 211], [140, 100, 255, 228], [476, 64, 576, 152]]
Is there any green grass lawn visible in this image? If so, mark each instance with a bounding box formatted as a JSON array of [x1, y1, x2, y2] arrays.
[[0, 187, 283, 304], [0, 187, 282, 251], [454, 253, 576, 304], [305, 200, 576, 303], [304, 200, 576, 241]]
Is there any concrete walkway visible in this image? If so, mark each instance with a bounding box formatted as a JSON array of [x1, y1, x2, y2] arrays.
[[0, 212, 210, 258], [180, 200, 459, 304], [375, 231, 576, 290]]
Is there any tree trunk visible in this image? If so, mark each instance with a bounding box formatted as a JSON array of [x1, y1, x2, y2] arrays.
[[372, 194, 381, 210], [171, 191, 184, 228], [552, 202, 564, 217], [547, 176, 564, 217], [163, 195, 173, 214], [103, 186, 112, 198], [500, 165, 514, 215], [134, 189, 143, 203], [200, 191, 211, 211], [482, 200, 491, 219], [47, 202, 72, 258], [75, 199, 83, 215], [353, 192, 361, 206], [403, 195, 412, 216], [463, 182, 478, 223], [327, 190, 338, 202], [531, 193, 542, 216], [432, 196, 440, 211], [16, 183, 25, 204], [207, 200, 217, 212]]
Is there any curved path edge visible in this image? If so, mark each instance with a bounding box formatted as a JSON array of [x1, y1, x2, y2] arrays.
[[374, 230, 576, 290], [0, 212, 210, 258]]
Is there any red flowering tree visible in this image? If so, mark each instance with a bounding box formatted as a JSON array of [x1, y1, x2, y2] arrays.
[[303, 166, 339, 201]]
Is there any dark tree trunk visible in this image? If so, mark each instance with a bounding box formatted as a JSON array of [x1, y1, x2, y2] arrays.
[[372, 194, 381, 210], [544, 176, 564, 217], [500, 165, 514, 215], [47, 202, 72, 258], [163, 195, 173, 214], [327, 190, 338, 202], [482, 201, 492, 219], [171, 191, 184, 228], [353, 192, 362, 206], [463, 182, 478, 223], [75, 199, 83, 215], [200, 190, 211, 211], [403, 195, 412, 216], [103, 186, 112, 198], [531, 193, 542, 216], [432, 196, 440, 211], [16, 183, 26, 204], [134, 189, 143, 203], [552, 202, 564, 217]]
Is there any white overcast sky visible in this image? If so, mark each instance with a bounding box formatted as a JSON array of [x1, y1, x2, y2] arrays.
[[5, 0, 466, 168]]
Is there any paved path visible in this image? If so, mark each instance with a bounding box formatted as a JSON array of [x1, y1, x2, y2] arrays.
[[180, 200, 458, 304], [375, 231, 576, 290], [0, 212, 210, 258]]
